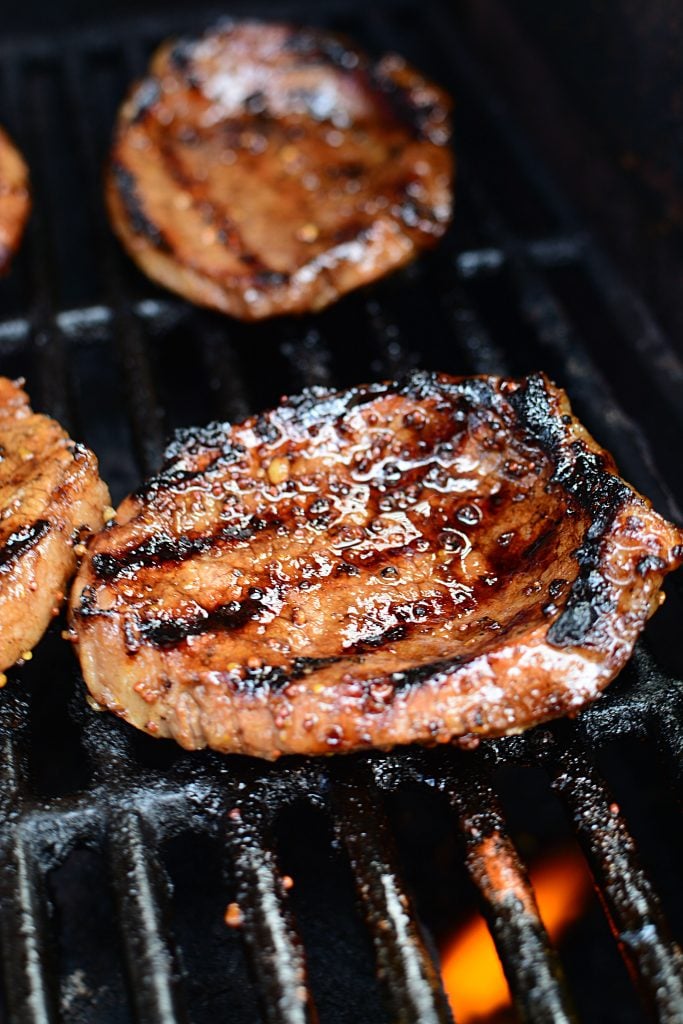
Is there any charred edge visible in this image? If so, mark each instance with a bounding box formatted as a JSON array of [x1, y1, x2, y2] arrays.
[[111, 161, 170, 252], [509, 373, 631, 648], [129, 78, 161, 124], [169, 40, 193, 72], [279, 368, 442, 424], [136, 596, 261, 648], [282, 25, 367, 72], [162, 428, 246, 468], [92, 518, 268, 580], [208, 655, 344, 696], [278, 369, 500, 425], [370, 64, 449, 144], [134, 440, 246, 499], [0, 519, 51, 572]]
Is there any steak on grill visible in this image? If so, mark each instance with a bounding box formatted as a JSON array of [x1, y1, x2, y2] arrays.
[[0, 128, 29, 272], [70, 371, 683, 758], [105, 21, 453, 320], [0, 378, 109, 675]]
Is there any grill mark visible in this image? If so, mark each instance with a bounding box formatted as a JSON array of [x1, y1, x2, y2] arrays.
[[0, 519, 51, 572], [291, 654, 342, 676], [134, 596, 261, 650], [351, 624, 407, 651], [111, 161, 170, 251], [522, 527, 555, 562], [156, 137, 275, 278], [92, 517, 270, 580], [133, 441, 247, 500]]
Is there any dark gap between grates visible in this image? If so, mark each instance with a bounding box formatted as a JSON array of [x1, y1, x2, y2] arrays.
[[48, 846, 132, 1024], [21, 624, 93, 800], [161, 829, 261, 1024], [275, 802, 391, 1024]]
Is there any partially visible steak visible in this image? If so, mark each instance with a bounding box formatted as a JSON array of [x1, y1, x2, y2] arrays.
[[106, 21, 453, 320], [70, 371, 682, 758], [0, 128, 29, 272], [0, 378, 109, 674]]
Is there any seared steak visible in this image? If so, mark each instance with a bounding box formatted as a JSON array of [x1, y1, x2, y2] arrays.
[[0, 378, 109, 675], [106, 21, 453, 320], [70, 372, 682, 758], [0, 128, 29, 272]]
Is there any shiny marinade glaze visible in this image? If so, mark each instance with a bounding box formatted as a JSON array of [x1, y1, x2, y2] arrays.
[[70, 371, 683, 757], [105, 21, 454, 319], [0, 377, 110, 675]]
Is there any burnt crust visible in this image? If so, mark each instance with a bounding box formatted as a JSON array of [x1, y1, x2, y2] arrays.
[[105, 21, 454, 320], [70, 371, 683, 758]]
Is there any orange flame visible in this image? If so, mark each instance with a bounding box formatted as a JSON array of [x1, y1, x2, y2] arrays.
[[440, 848, 591, 1023]]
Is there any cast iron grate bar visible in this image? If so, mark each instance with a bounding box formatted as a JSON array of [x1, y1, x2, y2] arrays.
[[551, 737, 683, 1022], [109, 811, 187, 1024], [62, 46, 166, 477], [226, 807, 318, 1024], [333, 775, 454, 1024], [0, 830, 58, 1024], [443, 766, 576, 1024]]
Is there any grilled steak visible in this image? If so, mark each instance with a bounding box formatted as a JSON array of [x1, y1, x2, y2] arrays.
[[70, 371, 682, 758], [0, 378, 109, 675], [0, 128, 29, 272], [106, 21, 453, 320]]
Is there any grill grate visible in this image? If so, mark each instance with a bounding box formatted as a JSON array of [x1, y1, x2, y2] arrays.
[[0, 2, 681, 1022]]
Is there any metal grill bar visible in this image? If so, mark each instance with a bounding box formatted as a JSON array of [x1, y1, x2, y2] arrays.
[[444, 767, 576, 1024], [551, 740, 683, 1022], [0, 831, 57, 1024], [109, 811, 187, 1024], [226, 809, 317, 1024], [63, 47, 166, 475], [333, 776, 454, 1024]]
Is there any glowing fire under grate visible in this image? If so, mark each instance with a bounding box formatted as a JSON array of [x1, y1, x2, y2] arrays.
[[440, 848, 592, 1022]]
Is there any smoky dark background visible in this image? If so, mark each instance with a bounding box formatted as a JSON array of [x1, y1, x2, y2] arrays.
[[7, 0, 683, 349]]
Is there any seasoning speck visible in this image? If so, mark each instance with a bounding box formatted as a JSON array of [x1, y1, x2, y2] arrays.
[[296, 223, 319, 243], [267, 457, 290, 484]]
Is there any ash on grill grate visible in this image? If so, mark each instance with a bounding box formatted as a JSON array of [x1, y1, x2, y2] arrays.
[[0, 2, 681, 1023]]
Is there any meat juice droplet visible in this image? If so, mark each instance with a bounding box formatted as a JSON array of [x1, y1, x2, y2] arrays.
[[456, 503, 482, 526]]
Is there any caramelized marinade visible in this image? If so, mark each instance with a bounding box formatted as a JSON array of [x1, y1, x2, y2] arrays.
[[70, 372, 683, 757]]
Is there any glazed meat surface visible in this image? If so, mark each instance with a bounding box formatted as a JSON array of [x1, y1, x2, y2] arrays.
[[0, 128, 30, 272], [106, 21, 453, 320], [70, 372, 682, 758], [0, 378, 110, 675]]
